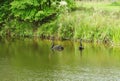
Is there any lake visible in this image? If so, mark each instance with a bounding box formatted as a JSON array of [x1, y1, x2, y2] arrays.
[[0, 38, 120, 81]]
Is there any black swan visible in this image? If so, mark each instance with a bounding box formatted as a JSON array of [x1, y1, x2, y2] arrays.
[[51, 41, 64, 51], [79, 39, 84, 50]]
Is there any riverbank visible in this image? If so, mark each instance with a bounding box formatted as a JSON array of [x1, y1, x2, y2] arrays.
[[0, 1, 120, 44]]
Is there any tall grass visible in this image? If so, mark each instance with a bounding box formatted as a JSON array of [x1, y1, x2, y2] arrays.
[[1, 1, 120, 44], [37, 2, 120, 44]]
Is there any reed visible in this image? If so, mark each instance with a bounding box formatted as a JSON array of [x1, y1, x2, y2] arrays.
[[1, 1, 120, 44], [37, 1, 120, 44]]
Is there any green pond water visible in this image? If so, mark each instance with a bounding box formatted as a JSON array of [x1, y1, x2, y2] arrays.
[[0, 38, 120, 81]]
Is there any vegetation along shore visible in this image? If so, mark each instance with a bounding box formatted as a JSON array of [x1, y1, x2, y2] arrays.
[[0, 0, 120, 45]]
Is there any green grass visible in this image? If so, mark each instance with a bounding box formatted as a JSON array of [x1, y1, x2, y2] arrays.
[[76, 1, 120, 11], [37, 1, 120, 44], [1, 1, 120, 44]]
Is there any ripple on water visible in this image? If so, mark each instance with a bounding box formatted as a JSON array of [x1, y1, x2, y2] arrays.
[[2, 66, 119, 81]]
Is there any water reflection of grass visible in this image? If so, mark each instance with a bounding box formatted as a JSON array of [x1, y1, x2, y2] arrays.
[[1, 36, 120, 69], [1, 39, 120, 81]]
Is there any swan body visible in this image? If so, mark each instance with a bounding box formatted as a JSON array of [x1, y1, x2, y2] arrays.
[[51, 42, 64, 51], [79, 45, 84, 50]]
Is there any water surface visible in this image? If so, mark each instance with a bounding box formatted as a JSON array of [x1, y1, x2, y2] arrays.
[[0, 38, 120, 81]]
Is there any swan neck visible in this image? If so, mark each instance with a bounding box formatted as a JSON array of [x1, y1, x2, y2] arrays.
[[51, 42, 54, 48]]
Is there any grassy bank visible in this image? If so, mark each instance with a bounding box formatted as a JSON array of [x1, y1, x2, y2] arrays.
[[1, 1, 120, 44], [36, 1, 120, 43]]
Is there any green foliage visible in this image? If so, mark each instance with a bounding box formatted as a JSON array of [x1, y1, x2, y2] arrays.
[[2, 0, 120, 45], [37, 5, 120, 43], [0, 0, 11, 25], [10, 0, 75, 22], [10, 0, 43, 21], [37, 21, 58, 38], [0, 0, 75, 37], [0, 19, 33, 37]]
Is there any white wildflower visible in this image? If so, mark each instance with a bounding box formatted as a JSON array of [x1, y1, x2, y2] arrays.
[[59, 1, 67, 6]]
